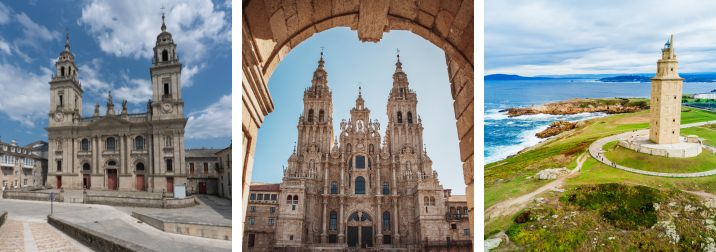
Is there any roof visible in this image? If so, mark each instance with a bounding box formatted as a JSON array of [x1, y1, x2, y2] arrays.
[[250, 183, 280, 192], [447, 195, 467, 202], [185, 148, 221, 158]]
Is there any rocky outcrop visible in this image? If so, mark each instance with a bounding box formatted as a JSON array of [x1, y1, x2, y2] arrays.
[[504, 98, 647, 117], [535, 168, 569, 180], [536, 121, 577, 138]]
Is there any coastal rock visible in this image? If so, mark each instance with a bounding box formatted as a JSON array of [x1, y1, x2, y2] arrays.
[[703, 237, 716, 252], [535, 168, 569, 180], [504, 98, 647, 117], [484, 238, 502, 251], [656, 221, 680, 244], [536, 121, 578, 138], [706, 199, 716, 209]]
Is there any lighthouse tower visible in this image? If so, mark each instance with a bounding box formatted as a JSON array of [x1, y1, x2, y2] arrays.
[[649, 34, 684, 144]]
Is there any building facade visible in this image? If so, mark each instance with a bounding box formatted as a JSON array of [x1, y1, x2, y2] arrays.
[[46, 15, 187, 193], [217, 145, 232, 199], [650, 35, 684, 144], [244, 53, 471, 250], [185, 149, 220, 195], [0, 140, 45, 190], [244, 183, 280, 250]]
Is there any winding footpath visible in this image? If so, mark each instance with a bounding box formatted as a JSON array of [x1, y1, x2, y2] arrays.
[[485, 153, 588, 220], [588, 120, 716, 178]]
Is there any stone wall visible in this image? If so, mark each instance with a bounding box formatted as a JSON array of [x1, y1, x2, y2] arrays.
[[2, 190, 63, 202], [48, 215, 154, 252], [131, 212, 231, 241]]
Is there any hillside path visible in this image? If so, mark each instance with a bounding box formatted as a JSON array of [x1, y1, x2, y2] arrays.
[[485, 153, 587, 221]]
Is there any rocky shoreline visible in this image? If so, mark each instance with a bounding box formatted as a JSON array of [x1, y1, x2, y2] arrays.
[[536, 121, 578, 138], [502, 98, 647, 117]]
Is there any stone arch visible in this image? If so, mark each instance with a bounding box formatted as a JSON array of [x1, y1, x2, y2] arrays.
[[242, 0, 474, 232]]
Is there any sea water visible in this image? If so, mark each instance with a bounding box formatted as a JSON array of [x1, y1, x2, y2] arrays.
[[485, 78, 716, 164]]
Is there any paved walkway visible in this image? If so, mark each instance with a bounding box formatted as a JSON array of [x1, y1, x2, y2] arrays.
[[116, 194, 231, 226], [0, 213, 92, 252], [0, 198, 231, 251], [485, 153, 588, 220], [589, 120, 716, 177]]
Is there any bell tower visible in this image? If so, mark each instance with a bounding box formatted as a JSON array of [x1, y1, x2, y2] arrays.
[[650, 34, 684, 144], [150, 13, 184, 120], [296, 50, 334, 154], [49, 32, 83, 127], [385, 50, 424, 155]]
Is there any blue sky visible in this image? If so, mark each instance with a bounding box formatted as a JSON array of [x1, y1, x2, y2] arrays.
[[0, 0, 231, 148], [486, 0, 716, 76], [251, 28, 465, 194]]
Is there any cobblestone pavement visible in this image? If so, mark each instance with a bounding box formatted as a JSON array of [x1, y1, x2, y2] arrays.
[[0, 199, 231, 251], [0, 218, 91, 252]]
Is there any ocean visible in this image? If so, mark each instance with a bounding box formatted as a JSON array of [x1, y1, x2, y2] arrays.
[[485, 78, 716, 164]]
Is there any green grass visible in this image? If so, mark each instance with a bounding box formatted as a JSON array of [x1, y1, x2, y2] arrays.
[[486, 108, 716, 210], [682, 126, 716, 146], [602, 141, 716, 173], [561, 183, 664, 230]]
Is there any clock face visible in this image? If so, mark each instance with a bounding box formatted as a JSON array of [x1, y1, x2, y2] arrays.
[[54, 112, 64, 122], [161, 103, 173, 113]]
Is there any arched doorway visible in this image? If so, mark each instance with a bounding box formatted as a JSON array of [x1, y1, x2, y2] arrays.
[[106, 160, 118, 190], [135, 162, 146, 191], [82, 163, 91, 189], [346, 211, 374, 248], [242, 0, 474, 233]]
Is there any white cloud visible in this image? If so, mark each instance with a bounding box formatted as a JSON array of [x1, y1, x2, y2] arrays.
[[79, 0, 230, 65], [486, 0, 716, 75], [16, 12, 59, 42], [113, 77, 152, 105], [181, 64, 203, 88], [185, 94, 231, 139], [0, 2, 10, 24], [0, 64, 51, 127], [78, 59, 111, 92], [0, 38, 11, 55]]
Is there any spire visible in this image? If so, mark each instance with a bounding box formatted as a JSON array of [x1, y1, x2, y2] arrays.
[[311, 47, 328, 87], [318, 46, 325, 68], [160, 6, 167, 32], [355, 86, 365, 109], [395, 48, 403, 72], [662, 34, 676, 60], [64, 30, 70, 52]]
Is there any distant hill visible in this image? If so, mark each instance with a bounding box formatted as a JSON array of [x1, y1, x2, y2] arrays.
[[600, 73, 716, 83], [484, 74, 554, 80]]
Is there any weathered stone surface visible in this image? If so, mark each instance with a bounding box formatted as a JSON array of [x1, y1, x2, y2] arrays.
[[389, 0, 418, 19], [357, 0, 390, 42], [535, 168, 569, 180]]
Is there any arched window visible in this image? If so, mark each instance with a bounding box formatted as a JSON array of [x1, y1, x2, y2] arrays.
[[349, 213, 359, 221], [293, 195, 299, 204], [382, 182, 390, 195], [105, 137, 116, 151], [136, 162, 145, 171], [80, 139, 90, 152], [397, 111, 403, 123], [308, 109, 314, 123], [369, 144, 374, 154], [309, 160, 315, 169], [331, 181, 338, 194], [83, 163, 90, 171], [108, 160, 117, 166], [164, 83, 170, 96], [134, 136, 145, 150], [424, 196, 429, 205], [407, 112, 413, 124], [61, 66, 65, 77], [319, 110, 325, 122], [355, 176, 365, 194], [383, 211, 391, 230], [430, 196, 436, 206], [286, 195, 292, 204], [368, 159, 372, 169], [329, 211, 337, 230], [346, 143, 352, 153], [166, 159, 173, 172], [162, 50, 168, 62], [355, 155, 365, 169]]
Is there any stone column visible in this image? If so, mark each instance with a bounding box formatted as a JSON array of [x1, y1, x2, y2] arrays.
[[376, 200, 383, 245], [338, 197, 345, 243], [321, 199, 327, 243]]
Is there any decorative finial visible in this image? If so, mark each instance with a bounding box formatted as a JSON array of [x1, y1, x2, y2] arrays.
[[160, 6, 167, 32], [64, 29, 70, 51], [358, 86, 362, 97], [318, 47, 325, 67], [396, 48, 400, 62], [395, 48, 403, 70], [293, 141, 297, 153]]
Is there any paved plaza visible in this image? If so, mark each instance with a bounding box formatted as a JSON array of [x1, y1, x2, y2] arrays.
[[0, 195, 232, 251]]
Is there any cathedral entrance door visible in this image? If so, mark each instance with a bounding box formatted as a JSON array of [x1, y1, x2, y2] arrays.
[[347, 226, 359, 247], [82, 174, 91, 189], [167, 177, 174, 193], [107, 169, 118, 190], [136, 175, 145, 191], [198, 182, 207, 194], [361, 226, 373, 248], [346, 211, 373, 248]]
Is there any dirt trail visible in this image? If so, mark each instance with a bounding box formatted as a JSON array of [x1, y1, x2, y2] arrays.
[[485, 153, 587, 221]]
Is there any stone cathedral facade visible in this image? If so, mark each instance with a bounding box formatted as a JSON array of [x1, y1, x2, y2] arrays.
[[268, 52, 467, 249], [46, 15, 187, 193]]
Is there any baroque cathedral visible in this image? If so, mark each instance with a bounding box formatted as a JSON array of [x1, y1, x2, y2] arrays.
[[269, 51, 465, 249], [46, 15, 187, 193]]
